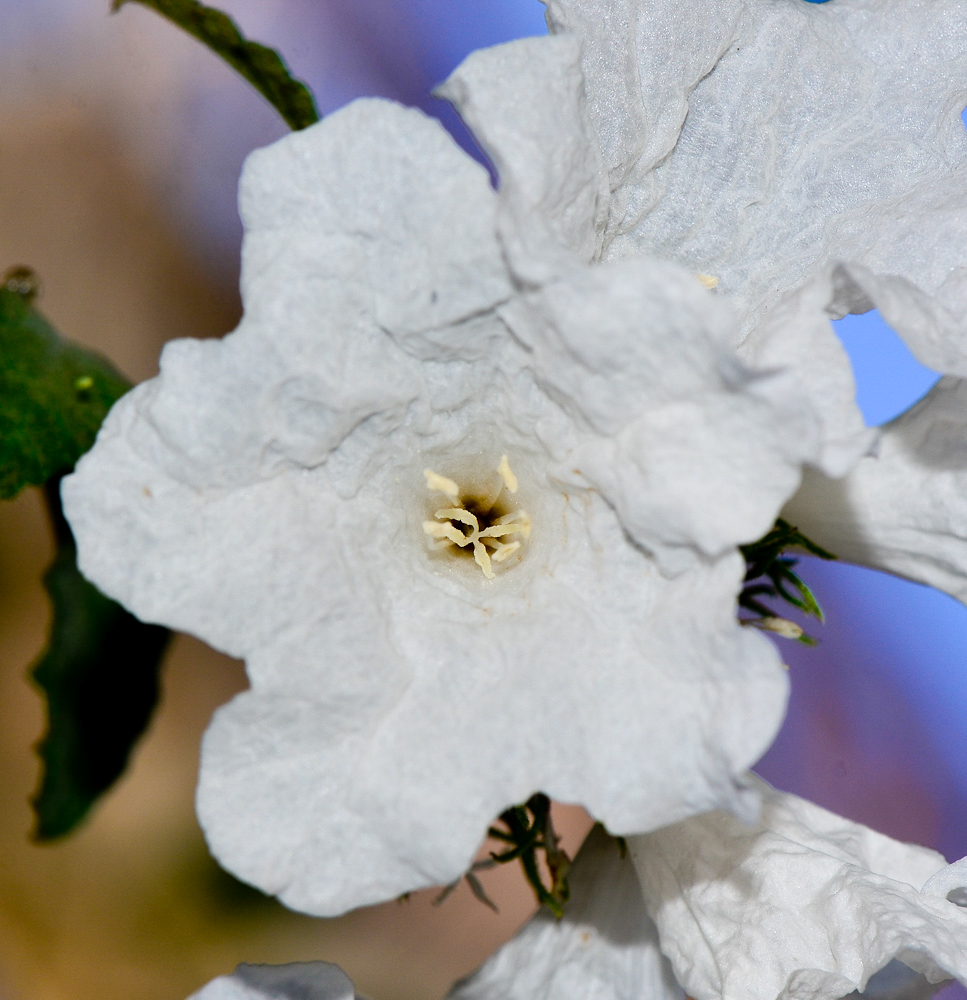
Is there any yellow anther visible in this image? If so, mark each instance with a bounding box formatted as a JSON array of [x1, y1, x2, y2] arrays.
[[497, 454, 518, 494], [490, 540, 521, 563], [743, 616, 803, 640], [423, 520, 467, 546], [473, 541, 495, 579], [422, 463, 529, 579], [424, 468, 460, 500], [696, 273, 719, 290], [495, 509, 531, 539], [435, 508, 479, 543], [479, 523, 521, 539]]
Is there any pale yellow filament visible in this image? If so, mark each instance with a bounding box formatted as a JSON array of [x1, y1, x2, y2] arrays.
[[497, 454, 519, 493], [423, 468, 459, 500]]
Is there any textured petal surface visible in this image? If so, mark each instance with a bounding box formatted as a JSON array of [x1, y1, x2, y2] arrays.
[[189, 963, 356, 1000], [505, 258, 818, 570], [553, 0, 967, 328], [630, 779, 967, 1000], [439, 35, 609, 281], [784, 377, 967, 606], [64, 96, 804, 916], [543, 0, 744, 248], [740, 268, 876, 478], [447, 825, 684, 1000]]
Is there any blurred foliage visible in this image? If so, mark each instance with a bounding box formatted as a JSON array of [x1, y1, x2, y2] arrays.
[[0, 265, 171, 838], [32, 479, 171, 839], [0, 268, 130, 500], [112, 0, 320, 131]]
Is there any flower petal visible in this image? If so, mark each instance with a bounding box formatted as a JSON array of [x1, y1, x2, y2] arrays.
[[195, 525, 788, 914], [507, 256, 821, 568], [447, 825, 684, 1000], [630, 778, 967, 1000], [558, 0, 967, 327], [741, 268, 876, 478], [239, 98, 513, 354], [783, 376, 967, 605], [188, 963, 356, 1000], [543, 0, 744, 245], [439, 35, 610, 280]]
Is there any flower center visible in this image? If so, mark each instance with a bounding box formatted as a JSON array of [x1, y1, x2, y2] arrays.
[[422, 456, 531, 580]]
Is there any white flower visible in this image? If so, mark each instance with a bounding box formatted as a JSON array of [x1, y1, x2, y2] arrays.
[[451, 784, 967, 1000], [188, 963, 356, 1000], [62, 85, 820, 914], [487, 0, 967, 598], [631, 778, 967, 1000]]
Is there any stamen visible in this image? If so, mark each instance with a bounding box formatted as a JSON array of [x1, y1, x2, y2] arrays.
[[491, 541, 521, 563], [423, 521, 467, 546], [473, 541, 495, 579], [479, 523, 522, 539], [435, 508, 480, 543], [497, 455, 519, 494], [422, 462, 529, 579], [424, 468, 460, 500], [495, 510, 531, 539]]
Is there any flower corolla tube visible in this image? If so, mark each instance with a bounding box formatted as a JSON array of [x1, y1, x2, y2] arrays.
[[62, 0, 967, 918]]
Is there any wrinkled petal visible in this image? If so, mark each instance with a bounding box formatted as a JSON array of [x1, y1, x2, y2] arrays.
[[783, 377, 967, 605], [555, 0, 967, 328], [630, 777, 967, 1000], [543, 0, 744, 246], [193, 530, 786, 914], [829, 263, 967, 381], [189, 963, 356, 1000], [447, 825, 684, 1000], [741, 267, 876, 478], [504, 257, 819, 570], [121, 98, 511, 493], [439, 35, 610, 280]]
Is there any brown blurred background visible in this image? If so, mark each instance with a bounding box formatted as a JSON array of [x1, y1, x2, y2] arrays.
[[0, 1, 593, 997]]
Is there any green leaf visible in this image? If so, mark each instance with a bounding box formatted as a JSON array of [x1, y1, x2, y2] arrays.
[[0, 268, 131, 500], [112, 0, 320, 131], [0, 266, 169, 838], [31, 480, 171, 840]]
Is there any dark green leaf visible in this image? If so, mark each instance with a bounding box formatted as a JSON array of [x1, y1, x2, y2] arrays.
[[0, 268, 130, 500], [112, 0, 320, 131], [31, 480, 171, 840]]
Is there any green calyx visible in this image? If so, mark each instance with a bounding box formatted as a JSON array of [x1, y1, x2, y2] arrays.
[[739, 518, 835, 645]]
